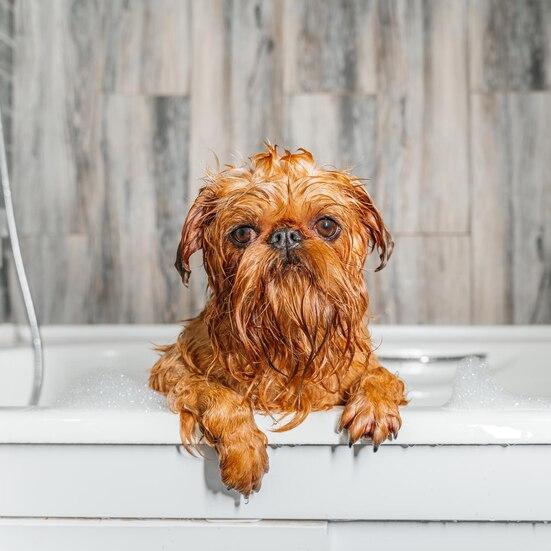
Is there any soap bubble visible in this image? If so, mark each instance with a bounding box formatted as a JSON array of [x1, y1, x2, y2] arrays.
[[446, 356, 551, 410], [55, 367, 167, 412]]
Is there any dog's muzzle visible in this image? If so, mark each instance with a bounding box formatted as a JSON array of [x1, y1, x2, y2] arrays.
[[268, 227, 303, 252]]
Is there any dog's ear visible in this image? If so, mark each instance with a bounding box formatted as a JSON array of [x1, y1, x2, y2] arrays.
[[353, 184, 394, 272], [175, 187, 214, 286]]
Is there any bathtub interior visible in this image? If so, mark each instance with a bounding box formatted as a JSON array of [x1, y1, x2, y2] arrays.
[[0, 325, 550, 409]]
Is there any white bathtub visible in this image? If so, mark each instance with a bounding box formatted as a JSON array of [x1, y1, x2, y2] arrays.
[[1, 324, 551, 550]]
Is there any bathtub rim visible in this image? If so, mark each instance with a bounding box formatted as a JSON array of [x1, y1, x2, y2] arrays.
[[1, 406, 551, 446], [5, 322, 551, 345], [1, 323, 550, 446]]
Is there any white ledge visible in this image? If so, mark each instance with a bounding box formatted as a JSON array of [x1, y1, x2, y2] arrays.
[[1, 407, 551, 446]]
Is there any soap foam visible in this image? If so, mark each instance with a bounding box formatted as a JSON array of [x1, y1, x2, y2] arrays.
[[56, 356, 550, 412], [55, 367, 167, 411], [446, 356, 551, 410]]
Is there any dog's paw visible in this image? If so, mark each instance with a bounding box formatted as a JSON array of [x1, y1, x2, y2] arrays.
[[218, 428, 269, 497], [339, 394, 402, 451]]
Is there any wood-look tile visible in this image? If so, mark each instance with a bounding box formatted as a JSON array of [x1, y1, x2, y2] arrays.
[[0, 66, 12, 111], [283, 0, 378, 94], [90, 94, 190, 323], [0, 237, 9, 322], [468, 0, 510, 92], [187, 0, 231, 315], [374, 0, 470, 233], [6, 0, 550, 325], [375, 0, 423, 97], [470, 93, 510, 323], [506, 0, 551, 91], [471, 93, 551, 323], [8, 234, 94, 324], [507, 93, 551, 323], [103, 0, 190, 95], [469, 0, 551, 92], [93, 95, 159, 322], [12, 0, 104, 236], [229, 0, 285, 155], [8, 94, 189, 324], [0, 0, 14, 38], [366, 234, 472, 324], [151, 97, 191, 322], [284, 93, 377, 174]]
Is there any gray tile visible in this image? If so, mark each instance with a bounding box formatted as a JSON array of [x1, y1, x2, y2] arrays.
[[5, 0, 549, 325], [366, 234, 472, 324], [375, 0, 423, 96], [0, 70, 11, 108], [91, 94, 190, 323], [229, 0, 285, 155], [471, 92, 551, 323], [469, 0, 511, 92], [103, 0, 190, 95], [470, 93, 511, 323], [469, 0, 551, 91], [507, 93, 551, 323], [283, 0, 378, 94], [12, 0, 105, 236], [0, 236, 10, 322], [507, 0, 551, 91], [152, 96, 191, 322], [284, 93, 377, 174], [0, 1, 14, 38], [374, 0, 470, 233], [187, 0, 231, 315], [1, 109, 11, 164], [0, 37, 12, 73], [8, 234, 94, 323]]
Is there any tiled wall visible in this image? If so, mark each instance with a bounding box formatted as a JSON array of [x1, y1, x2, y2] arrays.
[[0, 0, 11, 147], [0, 0, 13, 321], [4, 0, 551, 324]]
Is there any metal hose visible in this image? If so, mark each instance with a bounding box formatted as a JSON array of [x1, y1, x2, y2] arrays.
[[0, 106, 44, 405]]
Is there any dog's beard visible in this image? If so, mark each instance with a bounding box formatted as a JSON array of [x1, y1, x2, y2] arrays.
[[206, 243, 369, 392]]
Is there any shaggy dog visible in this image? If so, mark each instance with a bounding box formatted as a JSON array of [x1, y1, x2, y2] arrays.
[[150, 145, 406, 496]]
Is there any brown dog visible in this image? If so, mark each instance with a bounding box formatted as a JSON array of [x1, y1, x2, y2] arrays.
[[149, 145, 406, 496]]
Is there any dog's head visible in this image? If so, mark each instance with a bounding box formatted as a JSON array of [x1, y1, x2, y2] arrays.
[[176, 146, 393, 376]]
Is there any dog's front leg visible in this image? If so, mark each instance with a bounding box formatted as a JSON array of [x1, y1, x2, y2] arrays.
[[340, 362, 407, 450], [169, 374, 268, 496]]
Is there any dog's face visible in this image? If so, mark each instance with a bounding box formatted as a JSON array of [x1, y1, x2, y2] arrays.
[[175, 147, 392, 374]]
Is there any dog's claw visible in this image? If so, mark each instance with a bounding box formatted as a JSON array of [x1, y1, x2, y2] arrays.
[[348, 441, 353, 448], [339, 390, 403, 457]]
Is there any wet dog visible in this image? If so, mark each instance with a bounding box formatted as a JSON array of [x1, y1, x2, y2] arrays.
[[150, 145, 406, 496]]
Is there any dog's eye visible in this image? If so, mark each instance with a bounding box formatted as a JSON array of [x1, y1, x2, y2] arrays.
[[230, 226, 257, 246], [314, 217, 340, 240]]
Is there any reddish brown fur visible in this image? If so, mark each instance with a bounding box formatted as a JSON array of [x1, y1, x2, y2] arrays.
[[150, 145, 407, 496]]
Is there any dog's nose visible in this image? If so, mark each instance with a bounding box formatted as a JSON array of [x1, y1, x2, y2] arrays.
[[268, 227, 303, 251]]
